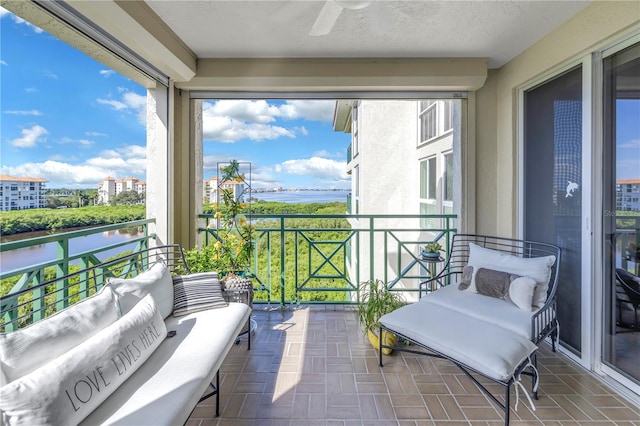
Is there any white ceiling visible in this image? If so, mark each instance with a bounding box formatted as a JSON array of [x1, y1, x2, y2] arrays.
[[146, 0, 591, 68]]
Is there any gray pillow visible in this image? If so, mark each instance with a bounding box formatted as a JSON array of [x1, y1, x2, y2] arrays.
[[458, 265, 474, 290], [474, 268, 521, 299], [172, 272, 227, 317]]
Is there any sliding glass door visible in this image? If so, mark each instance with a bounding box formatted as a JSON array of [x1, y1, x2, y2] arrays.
[[523, 66, 584, 355], [602, 42, 640, 384]]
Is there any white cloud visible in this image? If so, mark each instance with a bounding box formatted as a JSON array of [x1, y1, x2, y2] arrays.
[[0, 60, 7, 66], [97, 98, 128, 110], [280, 100, 335, 121], [100, 69, 116, 78], [11, 124, 48, 148], [208, 100, 281, 124], [85, 131, 108, 137], [4, 109, 42, 116], [313, 150, 343, 158], [1, 144, 147, 187], [25, 87, 38, 93], [276, 157, 349, 182], [78, 139, 94, 146], [204, 114, 295, 142], [97, 91, 147, 125], [202, 100, 331, 143], [43, 71, 58, 80], [1, 7, 44, 33], [619, 139, 640, 149]]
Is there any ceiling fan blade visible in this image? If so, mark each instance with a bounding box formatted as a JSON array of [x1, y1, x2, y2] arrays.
[[310, 1, 344, 37]]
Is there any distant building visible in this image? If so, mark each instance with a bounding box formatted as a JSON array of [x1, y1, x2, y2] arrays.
[[98, 176, 146, 204], [203, 176, 219, 204], [0, 175, 47, 211], [616, 179, 640, 212], [203, 176, 246, 205]]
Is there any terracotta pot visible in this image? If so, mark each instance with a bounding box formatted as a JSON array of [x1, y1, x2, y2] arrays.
[[367, 329, 396, 355]]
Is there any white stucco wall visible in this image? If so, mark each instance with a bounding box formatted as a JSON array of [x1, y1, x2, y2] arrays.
[[351, 101, 456, 299]]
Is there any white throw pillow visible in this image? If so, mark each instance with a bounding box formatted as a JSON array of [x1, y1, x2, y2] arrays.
[[0, 285, 119, 383], [508, 277, 537, 311], [466, 243, 556, 307], [0, 294, 167, 426], [108, 261, 174, 319]]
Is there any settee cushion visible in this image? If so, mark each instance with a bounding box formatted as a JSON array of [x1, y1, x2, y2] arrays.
[[424, 284, 534, 339], [172, 272, 227, 317], [466, 243, 556, 307], [80, 302, 252, 426], [0, 285, 119, 383], [0, 294, 166, 426], [108, 261, 174, 319], [380, 302, 537, 382]]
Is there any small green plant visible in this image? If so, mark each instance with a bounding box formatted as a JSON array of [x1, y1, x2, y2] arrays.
[[357, 279, 405, 334], [186, 160, 254, 276], [357, 279, 405, 354], [423, 242, 443, 254]]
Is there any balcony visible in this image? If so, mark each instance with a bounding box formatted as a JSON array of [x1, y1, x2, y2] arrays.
[[187, 306, 640, 424]]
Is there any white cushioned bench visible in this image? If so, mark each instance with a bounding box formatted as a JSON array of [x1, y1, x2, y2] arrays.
[[381, 300, 537, 383], [379, 234, 561, 426], [0, 245, 252, 426]]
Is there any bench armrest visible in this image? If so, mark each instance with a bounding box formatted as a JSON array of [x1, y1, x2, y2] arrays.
[[531, 296, 558, 345]]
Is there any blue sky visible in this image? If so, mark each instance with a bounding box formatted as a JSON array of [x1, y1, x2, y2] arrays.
[[0, 9, 351, 190]]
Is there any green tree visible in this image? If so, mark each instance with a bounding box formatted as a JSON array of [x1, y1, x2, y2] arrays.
[[110, 190, 143, 206]]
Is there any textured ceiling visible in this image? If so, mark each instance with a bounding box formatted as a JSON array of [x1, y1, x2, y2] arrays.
[[146, 0, 591, 68]]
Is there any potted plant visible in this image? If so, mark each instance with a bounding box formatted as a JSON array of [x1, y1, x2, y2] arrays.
[[357, 279, 405, 355], [422, 242, 443, 259], [185, 160, 253, 279]]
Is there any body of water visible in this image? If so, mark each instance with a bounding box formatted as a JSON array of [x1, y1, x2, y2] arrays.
[[252, 190, 348, 204], [1, 193, 346, 274], [1, 230, 143, 273]]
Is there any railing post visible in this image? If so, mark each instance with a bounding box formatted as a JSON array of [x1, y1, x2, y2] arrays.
[[280, 216, 286, 308], [55, 237, 70, 311], [369, 216, 375, 282], [32, 269, 45, 323]]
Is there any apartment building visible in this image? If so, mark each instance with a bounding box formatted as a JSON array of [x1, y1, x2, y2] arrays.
[[334, 100, 460, 296], [617, 179, 640, 212], [203, 176, 246, 205], [0, 175, 47, 211], [98, 176, 146, 204]]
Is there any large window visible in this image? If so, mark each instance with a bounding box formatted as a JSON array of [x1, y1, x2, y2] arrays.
[[420, 156, 438, 227], [352, 103, 360, 158], [443, 100, 453, 132], [419, 101, 437, 142], [443, 152, 454, 214]]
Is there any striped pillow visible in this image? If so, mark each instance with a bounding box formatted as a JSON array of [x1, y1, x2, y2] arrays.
[[172, 272, 227, 317]]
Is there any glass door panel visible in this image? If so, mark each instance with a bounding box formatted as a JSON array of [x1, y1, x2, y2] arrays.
[[603, 42, 640, 384], [524, 66, 583, 354]]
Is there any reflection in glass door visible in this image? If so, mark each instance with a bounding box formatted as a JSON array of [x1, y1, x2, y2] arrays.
[[603, 42, 640, 384]]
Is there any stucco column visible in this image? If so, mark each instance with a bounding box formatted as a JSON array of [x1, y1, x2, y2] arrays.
[[146, 85, 171, 246], [171, 91, 202, 250]]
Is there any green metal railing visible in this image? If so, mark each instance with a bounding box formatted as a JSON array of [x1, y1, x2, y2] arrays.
[[199, 213, 457, 306], [616, 215, 640, 273], [0, 219, 156, 326]]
